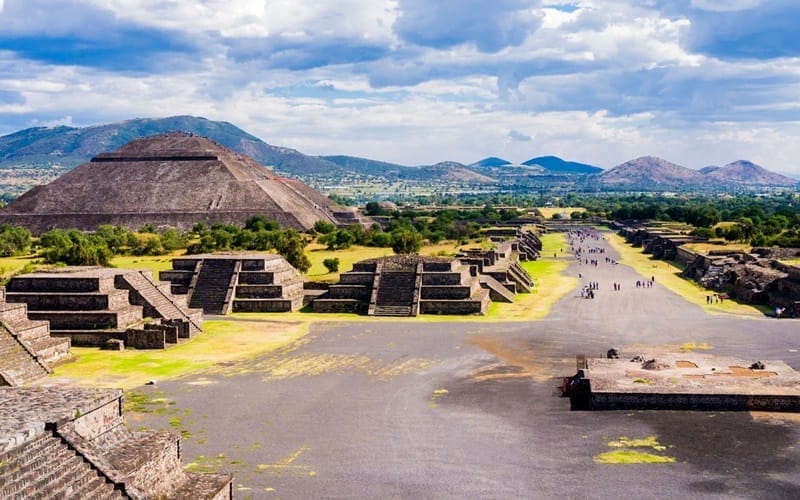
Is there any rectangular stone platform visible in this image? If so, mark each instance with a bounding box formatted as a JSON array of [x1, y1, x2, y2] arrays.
[[576, 351, 800, 411]]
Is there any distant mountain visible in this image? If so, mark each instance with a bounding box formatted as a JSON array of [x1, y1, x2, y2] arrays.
[[700, 160, 797, 187], [470, 157, 512, 168], [522, 155, 603, 174], [0, 115, 343, 175], [320, 155, 408, 176], [597, 156, 705, 189], [398, 161, 496, 183]]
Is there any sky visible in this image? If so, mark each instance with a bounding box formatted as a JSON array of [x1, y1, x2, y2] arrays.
[[1, 0, 800, 173]]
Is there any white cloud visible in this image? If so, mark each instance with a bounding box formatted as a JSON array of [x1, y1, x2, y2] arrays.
[[2, 0, 800, 174], [690, 0, 763, 12]]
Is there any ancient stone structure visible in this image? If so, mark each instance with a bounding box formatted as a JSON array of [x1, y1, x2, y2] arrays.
[[0, 291, 71, 386], [0, 386, 232, 498], [0, 132, 341, 233], [5, 268, 203, 348], [563, 351, 800, 411], [615, 221, 705, 258], [456, 242, 534, 301], [313, 255, 493, 316], [484, 226, 542, 260], [681, 250, 800, 317], [160, 253, 304, 314]]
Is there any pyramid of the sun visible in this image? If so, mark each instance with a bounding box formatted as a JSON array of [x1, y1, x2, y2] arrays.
[[0, 132, 340, 233]]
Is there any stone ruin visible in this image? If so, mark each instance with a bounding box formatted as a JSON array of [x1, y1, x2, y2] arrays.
[[159, 253, 304, 314], [484, 226, 542, 260], [682, 249, 800, 317], [0, 292, 70, 387], [0, 132, 341, 233], [456, 241, 534, 301], [4, 267, 203, 349], [0, 386, 232, 498], [313, 254, 532, 316]]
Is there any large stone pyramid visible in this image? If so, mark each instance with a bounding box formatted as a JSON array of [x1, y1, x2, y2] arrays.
[[0, 132, 340, 233]]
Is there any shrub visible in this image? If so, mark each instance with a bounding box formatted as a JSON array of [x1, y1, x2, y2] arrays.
[[323, 257, 340, 273]]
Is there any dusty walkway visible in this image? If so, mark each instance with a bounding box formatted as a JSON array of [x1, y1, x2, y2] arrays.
[[134, 228, 800, 498]]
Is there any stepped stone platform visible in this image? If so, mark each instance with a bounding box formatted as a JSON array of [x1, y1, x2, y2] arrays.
[[485, 226, 542, 261], [313, 255, 490, 316], [160, 253, 305, 314], [457, 240, 534, 298], [0, 295, 69, 386], [563, 350, 800, 411], [0, 132, 341, 233], [0, 386, 232, 499], [5, 268, 203, 349]]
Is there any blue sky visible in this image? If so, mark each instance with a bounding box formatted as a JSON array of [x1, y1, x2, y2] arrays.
[[1, 0, 800, 173]]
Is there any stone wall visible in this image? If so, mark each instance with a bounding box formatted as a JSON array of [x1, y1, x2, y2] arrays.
[[589, 391, 800, 411]]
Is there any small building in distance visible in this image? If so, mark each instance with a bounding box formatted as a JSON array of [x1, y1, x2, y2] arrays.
[[0, 132, 341, 233]]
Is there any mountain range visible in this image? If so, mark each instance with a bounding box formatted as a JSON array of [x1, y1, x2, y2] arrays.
[[0, 115, 796, 192]]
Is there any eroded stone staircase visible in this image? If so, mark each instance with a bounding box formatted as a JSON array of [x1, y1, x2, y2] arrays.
[[116, 271, 202, 336], [372, 271, 417, 317], [0, 387, 233, 499], [188, 259, 238, 314]]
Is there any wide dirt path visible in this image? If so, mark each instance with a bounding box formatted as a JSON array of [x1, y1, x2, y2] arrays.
[[134, 228, 800, 498]]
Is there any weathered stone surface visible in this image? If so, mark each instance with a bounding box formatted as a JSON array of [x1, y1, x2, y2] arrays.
[[161, 253, 305, 314], [0, 386, 232, 498], [0, 132, 340, 233], [315, 255, 495, 316], [6, 267, 203, 348]]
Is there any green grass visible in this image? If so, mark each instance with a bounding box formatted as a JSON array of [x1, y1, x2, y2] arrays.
[[305, 243, 394, 282], [109, 252, 184, 276], [52, 319, 309, 389], [606, 232, 769, 317], [594, 450, 676, 464]]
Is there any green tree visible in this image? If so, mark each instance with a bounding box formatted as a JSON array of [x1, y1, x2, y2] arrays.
[[245, 215, 279, 232], [323, 257, 340, 273], [40, 229, 112, 266], [0, 224, 31, 257], [313, 220, 336, 234], [391, 230, 423, 254]]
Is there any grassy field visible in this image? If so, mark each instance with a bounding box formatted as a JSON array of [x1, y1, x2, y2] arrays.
[[537, 207, 584, 219], [606, 232, 769, 316], [0, 254, 38, 281], [52, 320, 309, 390], [110, 252, 185, 276], [682, 241, 751, 254]]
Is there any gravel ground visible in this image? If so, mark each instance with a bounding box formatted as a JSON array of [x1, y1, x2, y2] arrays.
[[133, 229, 800, 499]]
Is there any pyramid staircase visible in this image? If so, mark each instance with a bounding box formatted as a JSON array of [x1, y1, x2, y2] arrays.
[[188, 259, 239, 315], [115, 270, 203, 337], [0, 297, 70, 386], [372, 272, 417, 317], [0, 429, 124, 499], [0, 387, 232, 499]]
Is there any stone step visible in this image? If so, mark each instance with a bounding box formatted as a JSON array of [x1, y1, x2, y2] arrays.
[[29, 449, 87, 496], [6, 290, 131, 312], [166, 471, 233, 500], [102, 430, 184, 496], [27, 306, 143, 330], [3, 319, 50, 342], [65, 473, 121, 500], [372, 305, 413, 317], [0, 329, 50, 385], [0, 301, 30, 322], [26, 336, 71, 365], [0, 434, 73, 497]]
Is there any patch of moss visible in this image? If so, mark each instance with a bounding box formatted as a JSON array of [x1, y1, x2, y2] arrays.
[[594, 450, 676, 464]]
